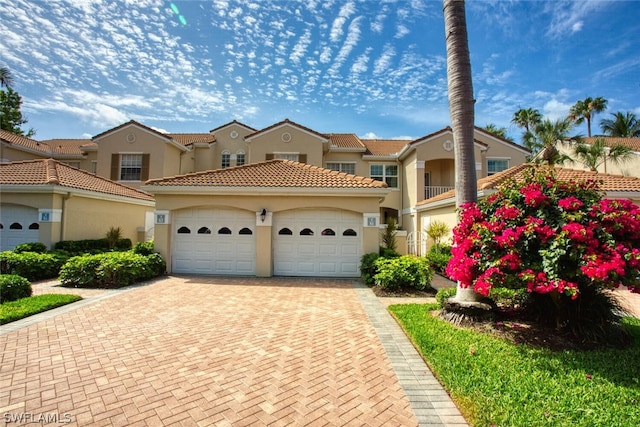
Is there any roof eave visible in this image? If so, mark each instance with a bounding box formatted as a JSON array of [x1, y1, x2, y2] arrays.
[[142, 185, 388, 197], [0, 184, 155, 205]]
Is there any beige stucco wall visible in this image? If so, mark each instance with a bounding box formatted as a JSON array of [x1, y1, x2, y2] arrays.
[[151, 192, 384, 276], [246, 125, 326, 165], [62, 195, 153, 243], [0, 144, 49, 162]]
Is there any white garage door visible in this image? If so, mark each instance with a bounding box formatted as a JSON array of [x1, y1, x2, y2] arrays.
[[172, 208, 256, 275], [0, 205, 40, 251], [273, 209, 362, 277]]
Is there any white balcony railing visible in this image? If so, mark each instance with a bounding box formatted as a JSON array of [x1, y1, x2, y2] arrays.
[[424, 186, 455, 200]]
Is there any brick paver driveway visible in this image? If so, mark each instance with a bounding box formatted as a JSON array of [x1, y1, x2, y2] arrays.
[[1, 277, 420, 426]]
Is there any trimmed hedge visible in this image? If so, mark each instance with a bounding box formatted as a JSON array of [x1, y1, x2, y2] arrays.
[[54, 238, 132, 254], [373, 255, 432, 291], [13, 242, 47, 254], [0, 251, 69, 281], [59, 251, 166, 288], [0, 274, 32, 303]]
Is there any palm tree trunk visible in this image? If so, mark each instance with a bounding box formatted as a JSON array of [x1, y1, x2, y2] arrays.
[[443, 0, 482, 307], [444, 0, 477, 208]]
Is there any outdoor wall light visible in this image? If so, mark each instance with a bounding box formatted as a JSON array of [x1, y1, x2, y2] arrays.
[[260, 208, 267, 222]]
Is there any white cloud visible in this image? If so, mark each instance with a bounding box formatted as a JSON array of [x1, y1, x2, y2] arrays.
[[329, 1, 356, 42]]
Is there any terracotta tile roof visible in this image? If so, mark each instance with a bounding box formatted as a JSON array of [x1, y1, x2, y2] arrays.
[[0, 129, 50, 154], [40, 139, 93, 155], [169, 133, 216, 146], [362, 139, 411, 156], [245, 118, 328, 141], [583, 137, 640, 151], [327, 134, 366, 150], [92, 119, 171, 141], [145, 159, 387, 189], [418, 164, 640, 206], [0, 159, 154, 201]]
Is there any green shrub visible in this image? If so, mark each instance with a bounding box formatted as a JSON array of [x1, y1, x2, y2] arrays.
[[59, 251, 165, 288], [379, 247, 400, 258], [0, 274, 32, 303], [54, 238, 132, 255], [435, 287, 457, 308], [360, 252, 380, 286], [0, 251, 65, 281], [374, 255, 432, 291], [13, 242, 47, 254], [132, 241, 155, 256], [425, 244, 452, 275]]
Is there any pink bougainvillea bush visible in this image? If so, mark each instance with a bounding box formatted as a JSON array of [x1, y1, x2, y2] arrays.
[[446, 167, 640, 339]]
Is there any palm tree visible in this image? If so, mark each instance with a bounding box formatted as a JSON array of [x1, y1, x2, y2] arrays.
[[568, 96, 608, 137], [443, 0, 481, 308], [0, 67, 13, 88], [600, 111, 640, 137], [572, 137, 634, 173], [511, 108, 542, 133], [482, 123, 510, 140], [526, 118, 576, 166]]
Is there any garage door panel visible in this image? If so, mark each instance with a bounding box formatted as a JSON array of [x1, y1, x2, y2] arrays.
[[273, 209, 362, 277], [0, 205, 40, 251], [172, 208, 255, 275]]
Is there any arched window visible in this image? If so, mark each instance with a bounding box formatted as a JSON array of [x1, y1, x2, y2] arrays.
[[236, 150, 246, 166], [177, 226, 191, 234], [321, 228, 335, 236], [278, 228, 293, 235], [197, 227, 211, 234], [239, 227, 253, 235], [343, 229, 357, 236], [218, 227, 232, 235], [10, 223, 22, 230], [221, 150, 231, 168], [28, 223, 40, 230], [300, 228, 314, 236]]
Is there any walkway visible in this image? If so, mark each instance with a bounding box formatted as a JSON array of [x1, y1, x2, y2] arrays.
[[0, 277, 467, 426]]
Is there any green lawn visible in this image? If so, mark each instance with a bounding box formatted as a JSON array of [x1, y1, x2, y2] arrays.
[[0, 294, 82, 325], [389, 303, 640, 427]]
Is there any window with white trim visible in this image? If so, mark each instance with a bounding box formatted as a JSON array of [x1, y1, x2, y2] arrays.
[[487, 159, 509, 175], [221, 151, 231, 168], [370, 164, 398, 188], [326, 162, 356, 174], [120, 154, 143, 181], [236, 151, 246, 166]]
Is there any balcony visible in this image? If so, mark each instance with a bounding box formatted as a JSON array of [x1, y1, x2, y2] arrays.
[[425, 186, 455, 200]]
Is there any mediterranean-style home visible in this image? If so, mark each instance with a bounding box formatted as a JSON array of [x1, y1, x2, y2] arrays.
[[0, 119, 530, 276], [414, 164, 640, 255]]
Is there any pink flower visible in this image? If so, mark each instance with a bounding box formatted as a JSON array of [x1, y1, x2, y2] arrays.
[[495, 205, 521, 221], [558, 196, 584, 211], [520, 183, 549, 207]]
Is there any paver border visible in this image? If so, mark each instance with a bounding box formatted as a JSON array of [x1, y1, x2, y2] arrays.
[[353, 280, 468, 427]]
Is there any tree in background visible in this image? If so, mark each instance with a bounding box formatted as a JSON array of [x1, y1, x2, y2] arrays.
[[0, 67, 13, 88], [600, 111, 640, 137], [0, 67, 35, 137], [482, 123, 512, 141], [568, 96, 607, 137], [524, 118, 575, 166], [511, 107, 542, 148], [572, 137, 633, 173]]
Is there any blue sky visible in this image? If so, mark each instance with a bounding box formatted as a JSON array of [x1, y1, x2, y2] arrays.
[[1, 0, 639, 142]]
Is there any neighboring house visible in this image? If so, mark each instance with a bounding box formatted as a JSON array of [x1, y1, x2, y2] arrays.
[[0, 119, 531, 276], [413, 164, 640, 255], [555, 137, 640, 177], [0, 159, 155, 251]]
